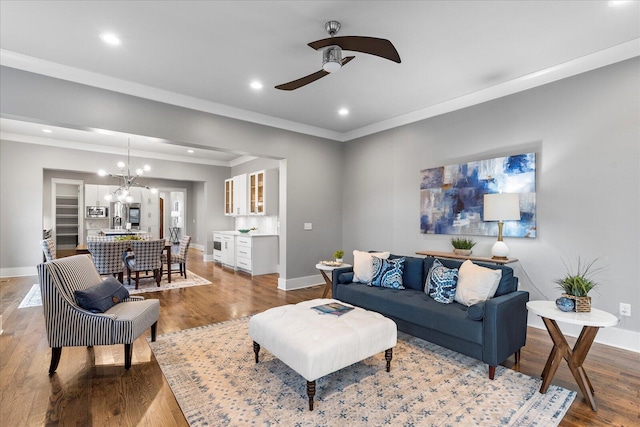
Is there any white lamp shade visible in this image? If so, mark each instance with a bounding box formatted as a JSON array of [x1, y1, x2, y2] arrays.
[[483, 193, 521, 221]]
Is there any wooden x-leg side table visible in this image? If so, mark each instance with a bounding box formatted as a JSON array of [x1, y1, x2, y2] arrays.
[[315, 263, 351, 298], [526, 300, 618, 411]]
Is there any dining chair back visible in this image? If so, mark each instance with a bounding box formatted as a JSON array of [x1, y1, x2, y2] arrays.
[[161, 235, 191, 279], [124, 239, 165, 289], [37, 254, 159, 373], [41, 238, 56, 262], [87, 240, 129, 283]]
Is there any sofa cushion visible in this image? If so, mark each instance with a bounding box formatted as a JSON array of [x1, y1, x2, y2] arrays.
[[335, 284, 482, 344], [75, 276, 130, 313], [454, 260, 502, 306], [370, 256, 405, 289], [423, 257, 516, 297], [390, 254, 424, 291], [352, 250, 390, 283], [426, 259, 459, 304]]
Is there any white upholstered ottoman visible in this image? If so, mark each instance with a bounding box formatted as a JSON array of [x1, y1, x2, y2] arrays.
[[248, 298, 397, 410]]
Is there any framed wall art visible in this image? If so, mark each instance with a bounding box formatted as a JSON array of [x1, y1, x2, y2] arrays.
[[420, 152, 536, 238]]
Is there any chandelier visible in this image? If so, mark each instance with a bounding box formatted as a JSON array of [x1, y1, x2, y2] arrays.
[[97, 139, 157, 203]]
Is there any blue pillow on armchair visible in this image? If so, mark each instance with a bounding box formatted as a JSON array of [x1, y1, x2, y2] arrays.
[[369, 256, 406, 289], [75, 276, 130, 313]]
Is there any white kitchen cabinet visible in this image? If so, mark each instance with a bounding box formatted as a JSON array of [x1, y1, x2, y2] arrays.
[[248, 169, 278, 216], [85, 184, 111, 206], [224, 174, 248, 216], [224, 178, 234, 215], [220, 233, 235, 268], [235, 234, 278, 275]]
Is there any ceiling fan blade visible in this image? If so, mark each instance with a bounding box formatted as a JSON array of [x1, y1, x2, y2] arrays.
[[308, 36, 401, 63], [275, 56, 355, 91]]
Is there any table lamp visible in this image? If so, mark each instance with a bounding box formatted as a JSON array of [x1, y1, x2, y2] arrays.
[[483, 193, 521, 260]]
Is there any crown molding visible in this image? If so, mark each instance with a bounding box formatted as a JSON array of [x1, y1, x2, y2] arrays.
[[2, 39, 638, 143]]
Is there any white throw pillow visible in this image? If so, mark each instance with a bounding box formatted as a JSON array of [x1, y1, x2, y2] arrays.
[[352, 250, 391, 283], [454, 260, 502, 306]]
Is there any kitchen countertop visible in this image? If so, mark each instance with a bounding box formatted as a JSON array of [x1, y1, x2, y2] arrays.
[[101, 229, 148, 235], [213, 230, 278, 237]]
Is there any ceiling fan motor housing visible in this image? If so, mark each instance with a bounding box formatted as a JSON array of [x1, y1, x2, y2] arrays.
[[322, 46, 342, 72]]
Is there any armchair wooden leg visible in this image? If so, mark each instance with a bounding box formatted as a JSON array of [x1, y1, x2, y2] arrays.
[[515, 350, 521, 364], [489, 365, 496, 380], [124, 343, 133, 370], [49, 347, 62, 375], [151, 321, 157, 342]]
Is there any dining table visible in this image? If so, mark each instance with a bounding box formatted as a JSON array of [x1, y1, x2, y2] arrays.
[[76, 240, 174, 283]]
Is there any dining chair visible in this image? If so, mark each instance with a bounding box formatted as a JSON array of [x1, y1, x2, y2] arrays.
[[41, 238, 56, 262], [37, 254, 159, 373], [124, 239, 165, 289], [161, 235, 191, 279], [87, 240, 129, 283]]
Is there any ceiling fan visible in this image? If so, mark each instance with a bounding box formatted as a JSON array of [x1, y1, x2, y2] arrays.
[[275, 20, 401, 91]]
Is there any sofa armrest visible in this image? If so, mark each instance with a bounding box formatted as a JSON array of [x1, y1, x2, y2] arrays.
[[332, 266, 354, 296], [482, 290, 529, 366]]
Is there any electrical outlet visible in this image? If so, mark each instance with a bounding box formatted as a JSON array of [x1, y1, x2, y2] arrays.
[[619, 303, 631, 317]]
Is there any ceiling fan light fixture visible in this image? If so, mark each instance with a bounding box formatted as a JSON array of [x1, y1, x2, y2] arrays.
[[322, 46, 342, 73]]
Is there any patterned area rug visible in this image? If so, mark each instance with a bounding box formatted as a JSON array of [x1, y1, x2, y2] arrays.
[[19, 270, 211, 308], [149, 317, 576, 426]]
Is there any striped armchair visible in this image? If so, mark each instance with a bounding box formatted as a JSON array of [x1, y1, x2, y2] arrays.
[[87, 240, 129, 283], [124, 239, 165, 289], [161, 235, 191, 279], [37, 255, 159, 373]]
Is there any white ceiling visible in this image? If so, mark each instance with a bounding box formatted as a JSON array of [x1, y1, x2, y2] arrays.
[[1, 1, 638, 164]]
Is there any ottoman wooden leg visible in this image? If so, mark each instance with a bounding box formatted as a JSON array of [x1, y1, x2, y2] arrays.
[[385, 348, 393, 372], [307, 380, 316, 411], [253, 341, 260, 363]]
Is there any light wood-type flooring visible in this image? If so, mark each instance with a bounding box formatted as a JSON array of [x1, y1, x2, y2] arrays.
[[1, 249, 638, 426]]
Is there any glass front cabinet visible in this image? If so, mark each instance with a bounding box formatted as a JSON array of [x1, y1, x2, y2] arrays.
[[224, 178, 234, 216], [249, 169, 278, 216]]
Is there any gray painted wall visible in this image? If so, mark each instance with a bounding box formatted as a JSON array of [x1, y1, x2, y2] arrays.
[[0, 67, 344, 282], [342, 58, 639, 337]]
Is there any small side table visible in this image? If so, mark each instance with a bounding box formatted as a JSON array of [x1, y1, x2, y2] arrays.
[[526, 300, 618, 411], [316, 263, 352, 298]]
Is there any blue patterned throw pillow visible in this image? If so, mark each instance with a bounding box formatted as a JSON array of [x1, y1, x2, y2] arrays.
[[426, 259, 459, 304], [369, 256, 406, 289]]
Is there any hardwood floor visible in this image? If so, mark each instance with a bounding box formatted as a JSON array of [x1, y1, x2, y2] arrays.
[[1, 249, 638, 426]]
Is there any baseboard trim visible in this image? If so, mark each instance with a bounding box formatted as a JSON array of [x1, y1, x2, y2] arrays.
[[278, 274, 323, 291], [528, 313, 639, 353], [0, 266, 37, 278]]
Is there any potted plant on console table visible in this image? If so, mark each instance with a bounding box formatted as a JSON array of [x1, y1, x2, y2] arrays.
[[451, 237, 476, 256], [554, 257, 603, 313]]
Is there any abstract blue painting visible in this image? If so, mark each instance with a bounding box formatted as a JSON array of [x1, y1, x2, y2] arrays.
[[420, 153, 536, 238]]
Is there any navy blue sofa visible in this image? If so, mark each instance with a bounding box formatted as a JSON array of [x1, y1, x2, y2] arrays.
[[332, 254, 529, 379]]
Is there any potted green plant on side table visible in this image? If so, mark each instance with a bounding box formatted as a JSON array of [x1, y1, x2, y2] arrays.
[[555, 257, 603, 313], [451, 237, 476, 256], [334, 250, 344, 263]]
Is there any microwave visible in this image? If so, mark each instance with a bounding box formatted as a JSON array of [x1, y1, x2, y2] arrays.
[[86, 206, 108, 218]]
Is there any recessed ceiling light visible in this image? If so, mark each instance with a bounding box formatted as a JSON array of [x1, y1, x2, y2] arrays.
[[608, 0, 632, 6], [250, 81, 263, 90], [100, 32, 121, 46], [42, 129, 52, 133], [187, 149, 194, 154], [338, 108, 349, 116]]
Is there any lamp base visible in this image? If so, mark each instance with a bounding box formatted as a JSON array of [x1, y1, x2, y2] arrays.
[[491, 240, 510, 260]]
